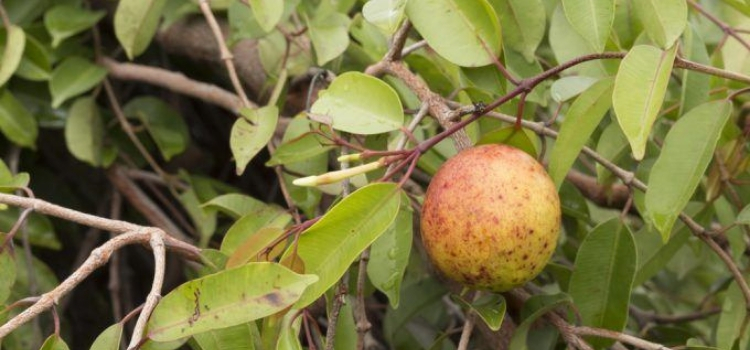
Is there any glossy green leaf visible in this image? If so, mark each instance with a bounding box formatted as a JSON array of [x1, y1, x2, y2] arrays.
[[0, 208, 60, 250], [550, 76, 598, 103], [562, 0, 614, 52], [90, 323, 124, 350], [633, 0, 686, 48], [220, 207, 291, 255], [569, 218, 636, 348], [368, 193, 412, 308], [0, 25, 25, 87], [306, 7, 350, 65], [454, 293, 506, 331], [549, 77, 614, 188], [266, 133, 333, 166], [50, 56, 107, 108], [679, 25, 710, 116], [293, 183, 401, 308], [595, 121, 629, 184], [0, 88, 37, 148], [249, 0, 283, 32], [192, 322, 260, 350], [406, 0, 502, 67], [178, 183, 217, 248], [230, 106, 278, 175], [226, 227, 286, 268], [738, 204, 750, 225], [114, 0, 169, 59], [276, 311, 303, 350], [310, 72, 403, 134], [148, 262, 317, 342], [44, 5, 105, 47], [16, 34, 52, 81], [202, 193, 269, 219], [123, 96, 189, 161], [333, 297, 357, 350], [717, 281, 747, 350], [362, 0, 406, 34], [548, 4, 607, 77], [40, 334, 69, 350], [489, 0, 545, 62], [634, 203, 712, 286], [477, 126, 540, 158], [0, 249, 15, 304], [278, 115, 326, 217], [65, 97, 106, 167], [646, 101, 731, 239], [509, 293, 573, 350], [613, 45, 676, 160], [0, 158, 28, 192]]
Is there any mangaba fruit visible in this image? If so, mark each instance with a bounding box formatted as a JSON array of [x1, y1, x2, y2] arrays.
[[420, 144, 561, 291]]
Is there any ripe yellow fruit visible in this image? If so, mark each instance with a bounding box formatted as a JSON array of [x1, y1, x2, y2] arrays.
[[420, 144, 561, 291]]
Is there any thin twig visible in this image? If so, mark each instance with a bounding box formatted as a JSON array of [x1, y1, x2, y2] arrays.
[[103, 79, 170, 181], [127, 233, 166, 349], [197, 0, 252, 108]]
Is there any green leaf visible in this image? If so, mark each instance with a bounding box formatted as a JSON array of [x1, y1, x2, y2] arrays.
[[568, 218, 636, 349], [179, 186, 217, 248], [44, 5, 105, 47], [562, 0, 614, 52], [306, 7, 350, 65], [646, 101, 731, 239], [406, 0, 502, 67], [266, 133, 333, 167], [65, 97, 106, 167], [147, 262, 318, 342], [89, 323, 124, 350], [549, 77, 614, 188], [0, 248, 16, 304], [595, 120, 629, 184], [0, 88, 37, 148], [0, 158, 28, 192], [40, 334, 69, 350], [230, 106, 278, 175], [367, 193, 412, 308], [249, 0, 284, 32], [362, 0, 406, 34], [50, 56, 107, 108], [613, 45, 676, 160], [16, 34, 52, 81], [114, 0, 169, 59], [0, 25, 25, 87], [509, 293, 573, 350], [228, 1, 265, 43], [226, 227, 286, 268], [202, 193, 269, 219], [123, 96, 189, 161], [679, 24, 710, 116], [293, 183, 401, 308], [333, 298, 357, 350], [489, 0, 545, 62], [220, 207, 291, 255], [550, 76, 598, 103], [717, 281, 747, 350], [0, 208, 60, 250], [633, 0, 686, 49], [476, 126, 540, 158], [310, 72, 404, 134], [738, 204, 750, 225], [192, 322, 260, 350], [634, 203, 712, 286], [548, 4, 607, 77], [453, 293, 506, 331]]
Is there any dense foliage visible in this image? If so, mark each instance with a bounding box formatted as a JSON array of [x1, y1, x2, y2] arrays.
[[1, 0, 750, 349]]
